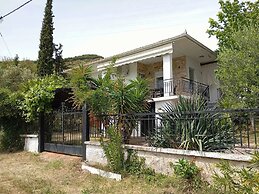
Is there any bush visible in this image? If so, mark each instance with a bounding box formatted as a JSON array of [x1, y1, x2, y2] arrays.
[[171, 158, 204, 193], [0, 121, 24, 152], [19, 75, 66, 121], [101, 126, 156, 178], [212, 152, 259, 194], [149, 96, 234, 151], [100, 126, 124, 173], [171, 158, 200, 180]]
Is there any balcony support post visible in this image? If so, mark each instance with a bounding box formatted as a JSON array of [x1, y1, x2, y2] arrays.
[[163, 54, 173, 97]]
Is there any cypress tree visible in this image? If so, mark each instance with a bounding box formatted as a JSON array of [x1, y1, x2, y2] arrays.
[[37, 0, 54, 76]]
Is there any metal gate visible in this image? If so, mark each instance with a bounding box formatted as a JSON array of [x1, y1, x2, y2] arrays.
[[42, 104, 88, 156]]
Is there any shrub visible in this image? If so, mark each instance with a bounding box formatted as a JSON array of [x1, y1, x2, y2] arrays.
[[0, 88, 26, 152], [212, 152, 259, 194], [0, 121, 24, 152], [100, 126, 124, 173], [171, 158, 204, 193], [19, 75, 66, 121], [149, 96, 234, 151], [171, 158, 200, 180], [101, 127, 156, 178], [125, 149, 155, 177]]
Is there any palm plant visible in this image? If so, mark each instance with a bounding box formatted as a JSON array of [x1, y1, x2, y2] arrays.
[[70, 61, 150, 143]]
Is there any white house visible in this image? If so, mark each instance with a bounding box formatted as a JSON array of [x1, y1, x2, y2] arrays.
[[87, 32, 220, 112]]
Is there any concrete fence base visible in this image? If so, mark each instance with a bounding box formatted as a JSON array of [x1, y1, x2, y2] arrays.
[[85, 141, 252, 180], [20, 134, 39, 153]]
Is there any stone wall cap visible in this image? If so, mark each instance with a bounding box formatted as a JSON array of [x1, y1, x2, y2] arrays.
[[125, 144, 252, 162], [84, 141, 252, 162]]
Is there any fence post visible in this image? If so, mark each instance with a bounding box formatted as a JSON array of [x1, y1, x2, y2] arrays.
[[82, 104, 90, 160], [38, 112, 45, 152]]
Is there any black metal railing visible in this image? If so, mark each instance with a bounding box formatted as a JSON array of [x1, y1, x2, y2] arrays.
[[181, 77, 210, 100], [89, 109, 259, 151], [44, 106, 83, 145], [150, 77, 210, 100]]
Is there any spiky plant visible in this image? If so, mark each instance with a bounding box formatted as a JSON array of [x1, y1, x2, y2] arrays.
[[149, 96, 234, 151]]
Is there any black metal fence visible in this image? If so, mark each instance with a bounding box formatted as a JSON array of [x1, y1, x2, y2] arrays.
[[89, 109, 259, 151]]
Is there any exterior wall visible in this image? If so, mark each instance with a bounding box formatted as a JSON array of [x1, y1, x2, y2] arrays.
[[137, 62, 163, 89], [85, 141, 252, 181], [201, 63, 219, 103], [186, 56, 203, 83], [172, 56, 187, 82], [118, 63, 138, 84]]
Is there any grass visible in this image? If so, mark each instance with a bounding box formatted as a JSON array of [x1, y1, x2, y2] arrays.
[[0, 152, 183, 194]]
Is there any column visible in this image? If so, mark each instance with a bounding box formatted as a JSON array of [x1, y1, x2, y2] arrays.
[[163, 53, 173, 97]]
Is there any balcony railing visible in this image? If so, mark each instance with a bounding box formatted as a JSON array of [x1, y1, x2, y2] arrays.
[[151, 77, 210, 100]]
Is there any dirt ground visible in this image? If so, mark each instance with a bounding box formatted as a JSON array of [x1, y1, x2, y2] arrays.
[[0, 151, 176, 194]]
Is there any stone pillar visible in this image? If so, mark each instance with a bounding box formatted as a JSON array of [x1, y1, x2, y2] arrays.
[[163, 54, 173, 97]]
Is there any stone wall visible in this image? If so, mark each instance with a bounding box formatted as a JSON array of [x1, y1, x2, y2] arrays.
[[137, 56, 187, 92], [85, 141, 252, 180]]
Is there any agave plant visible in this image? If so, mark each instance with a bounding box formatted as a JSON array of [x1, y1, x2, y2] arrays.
[[149, 96, 234, 151]]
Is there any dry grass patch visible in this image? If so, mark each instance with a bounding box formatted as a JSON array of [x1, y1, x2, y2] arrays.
[[0, 152, 178, 194]]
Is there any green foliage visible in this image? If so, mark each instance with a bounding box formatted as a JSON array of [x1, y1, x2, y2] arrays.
[[0, 89, 25, 152], [207, 0, 259, 49], [216, 25, 259, 109], [64, 54, 103, 63], [251, 151, 259, 168], [100, 127, 156, 178], [37, 0, 54, 76], [0, 125, 24, 152], [93, 67, 150, 141], [212, 156, 259, 194], [0, 62, 35, 152], [124, 149, 155, 177], [0, 64, 35, 92], [20, 75, 66, 121], [100, 126, 125, 173], [69, 65, 96, 106], [70, 61, 150, 142], [71, 62, 150, 115], [53, 43, 66, 75], [149, 96, 234, 151], [171, 159, 203, 193], [64, 54, 103, 69], [171, 159, 200, 180]]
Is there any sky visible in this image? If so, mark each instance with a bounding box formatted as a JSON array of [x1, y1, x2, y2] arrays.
[[0, 0, 221, 60]]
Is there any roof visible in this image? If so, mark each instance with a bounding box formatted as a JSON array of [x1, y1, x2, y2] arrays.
[[86, 32, 216, 66]]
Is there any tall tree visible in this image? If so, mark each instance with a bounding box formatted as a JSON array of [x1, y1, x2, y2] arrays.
[[207, 0, 259, 109], [37, 0, 54, 76], [207, 0, 259, 49], [216, 26, 259, 109]]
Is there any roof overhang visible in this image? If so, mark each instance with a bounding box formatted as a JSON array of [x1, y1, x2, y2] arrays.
[[85, 33, 217, 72], [97, 42, 173, 71]]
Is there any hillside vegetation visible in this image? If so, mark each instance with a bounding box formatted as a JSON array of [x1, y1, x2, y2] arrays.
[[0, 54, 103, 72]]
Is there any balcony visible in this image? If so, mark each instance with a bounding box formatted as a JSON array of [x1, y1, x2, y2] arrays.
[[151, 77, 210, 100]]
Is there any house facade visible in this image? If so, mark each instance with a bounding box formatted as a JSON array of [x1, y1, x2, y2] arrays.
[[88, 32, 219, 112]]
